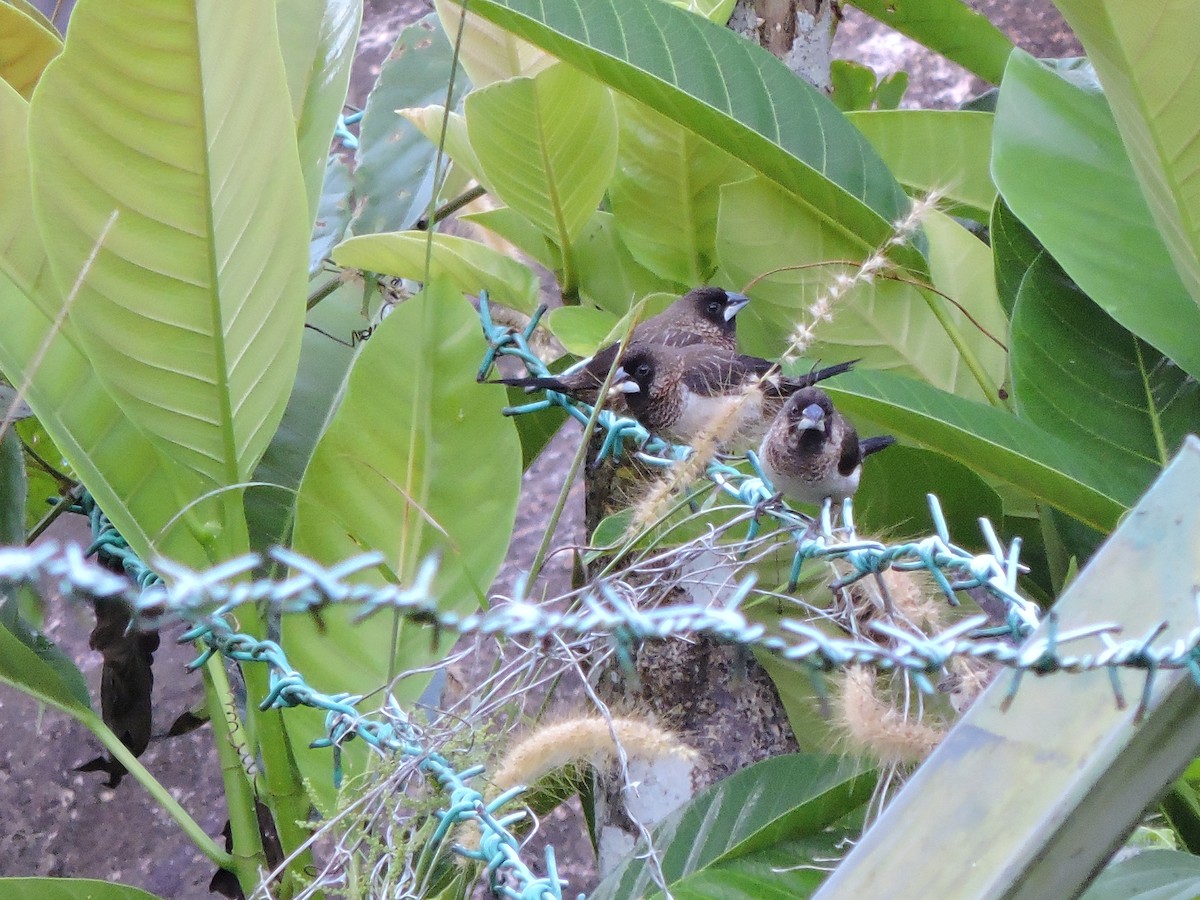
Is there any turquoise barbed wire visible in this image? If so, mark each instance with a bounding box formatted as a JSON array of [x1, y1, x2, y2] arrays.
[[59, 499, 566, 900], [8, 535, 1200, 727], [475, 292, 1040, 641]]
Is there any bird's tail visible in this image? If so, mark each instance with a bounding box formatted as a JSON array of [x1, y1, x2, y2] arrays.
[[491, 375, 574, 393], [766, 358, 859, 396], [860, 435, 896, 457], [803, 358, 858, 386]]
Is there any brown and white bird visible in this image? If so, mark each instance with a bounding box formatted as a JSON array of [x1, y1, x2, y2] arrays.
[[757, 387, 894, 505], [612, 344, 856, 450], [493, 285, 750, 404]]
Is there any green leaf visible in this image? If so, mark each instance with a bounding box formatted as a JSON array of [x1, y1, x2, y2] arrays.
[[462, 0, 920, 269], [309, 156, 353, 273], [544, 305, 618, 356], [573, 210, 670, 315], [352, 14, 470, 236], [990, 195, 1042, 318], [28, 0, 309, 505], [848, 110, 996, 217], [717, 181, 1003, 401], [1081, 850, 1200, 900], [593, 753, 874, 899], [852, 444, 1004, 545], [609, 96, 747, 285], [0, 878, 165, 900], [466, 62, 618, 252], [846, 0, 1014, 84], [0, 426, 25, 545], [288, 279, 521, 804], [276, 0, 361, 226], [0, 2, 60, 98], [661, 836, 848, 899], [2, 615, 91, 710], [333, 231, 539, 313], [1010, 254, 1200, 491], [830, 60, 880, 112], [0, 82, 208, 566], [1053, 0, 1200, 309], [672, 0, 735, 21], [993, 51, 1200, 380], [823, 368, 1133, 532], [245, 279, 364, 552], [0, 613, 94, 715], [433, 0, 553, 89], [461, 205, 558, 270]]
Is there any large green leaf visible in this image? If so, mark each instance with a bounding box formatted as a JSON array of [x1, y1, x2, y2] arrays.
[[1080, 850, 1200, 900], [823, 368, 1133, 531], [0, 612, 94, 716], [309, 156, 353, 272], [28, 0, 309, 506], [351, 14, 470, 236], [245, 279, 364, 552], [0, 426, 25, 545], [609, 96, 748, 286], [433, 0, 553, 89], [593, 753, 874, 900], [288, 279, 521, 803], [853, 444, 1004, 544], [846, 0, 1014, 84], [0, 879, 164, 900], [990, 195, 1042, 318], [333, 231, 539, 313], [0, 2, 60, 98], [993, 51, 1200, 380], [1010, 253, 1200, 490], [1053, 0, 1200, 309], [848, 110, 996, 218], [0, 80, 206, 566], [461, 0, 921, 269], [466, 62, 618, 266], [276, 0, 361, 226], [717, 180, 1004, 401]]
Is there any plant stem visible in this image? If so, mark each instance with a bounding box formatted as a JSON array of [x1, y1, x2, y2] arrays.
[[306, 277, 343, 311], [526, 316, 639, 581], [84, 707, 234, 870], [920, 288, 1003, 406], [202, 655, 268, 896]]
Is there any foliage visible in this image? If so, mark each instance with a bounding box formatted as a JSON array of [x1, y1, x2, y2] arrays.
[[2, 0, 1200, 897]]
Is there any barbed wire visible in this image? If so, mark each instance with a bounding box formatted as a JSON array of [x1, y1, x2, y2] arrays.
[[6, 295, 1191, 897]]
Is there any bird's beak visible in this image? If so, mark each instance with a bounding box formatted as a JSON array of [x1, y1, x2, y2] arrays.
[[610, 366, 641, 394], [724, 292, 751, 322], [797, 403, 825, 431]]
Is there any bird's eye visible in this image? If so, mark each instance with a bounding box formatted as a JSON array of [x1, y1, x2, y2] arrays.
[[635, 363, 652, 379], [707, 301, 721, 314]]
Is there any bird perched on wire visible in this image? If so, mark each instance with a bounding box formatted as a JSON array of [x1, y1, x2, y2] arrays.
[[757, 387, 895, 505], [492, 285, 751, 404], [611, 343, 856, 450]]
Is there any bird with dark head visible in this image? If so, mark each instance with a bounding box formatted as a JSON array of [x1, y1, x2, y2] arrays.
[[492, 285, 751, 404], [758, 387, 895, 505], [612, 344, 857, 450]]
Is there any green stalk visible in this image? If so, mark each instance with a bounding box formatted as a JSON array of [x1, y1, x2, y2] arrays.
[[921, 289, 1003, 406], [84, 707, 233, 870], [242, 663, 317, 898], [526, 314, 639, 581], [202, 655, 267, 897]]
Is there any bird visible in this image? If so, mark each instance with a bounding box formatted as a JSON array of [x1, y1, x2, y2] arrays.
[[611, 343, 857, 450], [757, 387, 895, 505], [492, 285, 751, 404]]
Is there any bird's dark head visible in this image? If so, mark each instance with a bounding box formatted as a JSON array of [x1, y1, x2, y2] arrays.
[[686, 286, 751, 330], [785, 388, 834, 434], [612, 347, 658, 405]]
